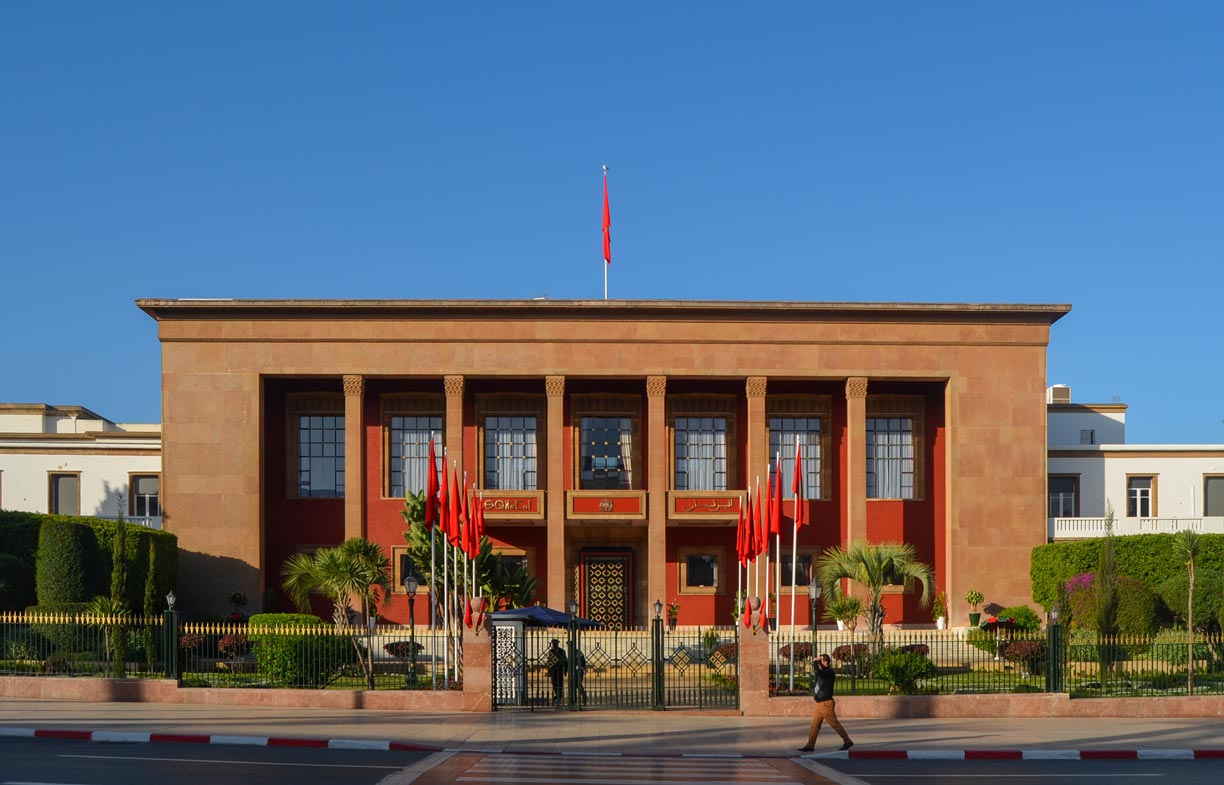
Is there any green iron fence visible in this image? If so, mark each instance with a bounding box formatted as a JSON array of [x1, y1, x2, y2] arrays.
[[0, 611, 170, 678], [768, 627, 1224, 697], [490, 620, 738, 711]]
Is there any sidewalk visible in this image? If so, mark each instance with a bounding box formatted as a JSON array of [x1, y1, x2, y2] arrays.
[[2, 697, 1224, 758]]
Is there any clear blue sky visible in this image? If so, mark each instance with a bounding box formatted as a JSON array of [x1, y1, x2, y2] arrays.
[[2, 4, 1222, 443]]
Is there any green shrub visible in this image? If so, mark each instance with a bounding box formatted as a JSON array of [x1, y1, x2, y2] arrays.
[[36, 519, 95, 604], [1032, 534, 1224, 610], [1156, 571, 1224, 632], [248, 613, 357, 687], [0, 554, 35, 611], [1148, 628, 1217, 667], [1064, 574, 1160, 635], [871, 648, 936, 694], [25, 603, 93, 655], [997, 605, 1042, 632], [1001, 639, 1046, 671]]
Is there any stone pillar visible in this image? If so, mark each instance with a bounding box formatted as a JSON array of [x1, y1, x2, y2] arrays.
[[647, 376, 668, 620], [746, 376, 768, 493], [845, 377, 869, 549], [342, 375, 365, 540], [444, 374, 464, 479], [461, 614, 493, 712], [737, 618, 772, 716], [546, 375, 566, 610]]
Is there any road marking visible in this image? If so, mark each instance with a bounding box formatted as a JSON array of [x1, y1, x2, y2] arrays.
[[209, 735, 267, 746], [458, 754, 799, 784], [57, 753, 401, 769], [1139, 749, 1194, 760], [907, 750, 966, 760], [377, 750, 456, 785], [0, 729, 37, 738], [91, 732, 150, 744], [329, 738, 392, 750], [794, 758, 873, 785], [1022, 749, 1081, 760], [841, 775, 1165, 779]]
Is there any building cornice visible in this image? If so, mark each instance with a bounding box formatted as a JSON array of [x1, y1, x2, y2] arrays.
[[1047, 403, 1128, 413], [137, 298, 1071, 326]]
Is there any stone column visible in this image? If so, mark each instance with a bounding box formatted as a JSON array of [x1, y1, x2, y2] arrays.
[[460, 614, 493, 712], [342, 375, 365, 540], [647, 376, 668, 620], [444, 374, 464, 479], [546, 375, 566, 610], [746, 376, 768, 493], [845, 377, 869, 549], [737, 619, 771, 716]]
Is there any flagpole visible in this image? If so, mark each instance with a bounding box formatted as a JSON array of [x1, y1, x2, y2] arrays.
[[602, 165, 610, 300]]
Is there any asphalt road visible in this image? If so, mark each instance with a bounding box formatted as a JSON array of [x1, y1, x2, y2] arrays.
[[0, 738, 431, 785], [817, 758, 1224, 785]]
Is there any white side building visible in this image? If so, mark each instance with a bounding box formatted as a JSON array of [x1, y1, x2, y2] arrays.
[[1046, 385, 1224, 539], [0, 404, 162, 528]]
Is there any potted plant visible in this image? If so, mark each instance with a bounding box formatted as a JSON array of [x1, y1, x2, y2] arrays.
[[667, 601, 680, 631], [965, 589, 984, 627], [823, 595, 864, 632], [228, 591, 248, 622], [932, 591, 948, 630]]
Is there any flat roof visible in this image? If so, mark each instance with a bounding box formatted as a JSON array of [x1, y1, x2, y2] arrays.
[[137, 299, 1072, 324]]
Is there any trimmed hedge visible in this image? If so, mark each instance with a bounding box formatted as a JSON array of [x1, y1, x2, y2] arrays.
[[1031, 533, 1224, 610], [0, 511, 178, 612], [0, 553, 34, 611], [1064, 574, 1161, 635], [1156, 570, 1224, 632], [248, 613, 358, 688]]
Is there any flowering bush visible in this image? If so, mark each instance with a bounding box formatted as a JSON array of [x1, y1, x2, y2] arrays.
[[179, 633, 206, 651], [712, 643, 737, 662], [384, 640, 424, 657], [831, 643, 869, 665], [900, 643, 930, 657], [218, 634, 250, 658], [1001, 639, 1046, 668], [780, 642, 814, 661]]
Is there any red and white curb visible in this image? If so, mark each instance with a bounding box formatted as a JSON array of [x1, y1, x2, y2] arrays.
[[4, 728, 1224, 760], [806, 748, 1224, 760], [0, 727, 436, 752]]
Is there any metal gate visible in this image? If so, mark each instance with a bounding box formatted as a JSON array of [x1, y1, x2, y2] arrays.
[[492, 619, 738, 711]]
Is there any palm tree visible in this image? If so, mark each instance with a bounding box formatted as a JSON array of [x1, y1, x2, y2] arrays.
[[816, 541, 933, 643], [281, 538, 393, 689], [1172, 528, 1201, 694]]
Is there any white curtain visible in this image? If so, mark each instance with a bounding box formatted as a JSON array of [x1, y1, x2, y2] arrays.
[[619, 424, 633, 489]]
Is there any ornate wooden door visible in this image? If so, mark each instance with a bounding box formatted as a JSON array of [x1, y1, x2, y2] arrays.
[[579, 549, 633, 629]]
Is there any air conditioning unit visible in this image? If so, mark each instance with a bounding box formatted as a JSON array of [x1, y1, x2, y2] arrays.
[[1047, 385, 1071, 404]]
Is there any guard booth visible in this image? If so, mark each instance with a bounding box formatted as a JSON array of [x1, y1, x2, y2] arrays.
[[490, 607, 739, 712]]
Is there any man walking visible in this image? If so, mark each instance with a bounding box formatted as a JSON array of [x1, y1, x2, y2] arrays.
[[798, 653, 854, 752]]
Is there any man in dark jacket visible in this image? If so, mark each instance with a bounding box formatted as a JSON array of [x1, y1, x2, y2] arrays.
[[798, 653, 854, 752]]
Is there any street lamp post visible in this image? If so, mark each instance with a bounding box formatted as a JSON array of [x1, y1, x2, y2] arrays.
[[1046, 603, 1063, 693], [568, 599, 579, 709], [807, 583, 821, 689], [652, 599, 664, 711], [163, 591, 178, 683], [404, 575, 418, 689]]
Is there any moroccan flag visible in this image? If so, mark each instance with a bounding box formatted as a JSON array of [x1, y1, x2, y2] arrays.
[[753, 479, 765, 557], [770, 455, 783, 537], [447, 466, 462, 547], [602, 170, 611, 264], [460, 473, 471, 555], [760, 603, 770, 632], [464, 597, 473, 629], [473, 493, 486, 551], [741, 599, 752, 629], [792, 438, 806, 528], [735, 494, 747, 567], [438, 458, 450, 538], [424, 439, 439, 530]]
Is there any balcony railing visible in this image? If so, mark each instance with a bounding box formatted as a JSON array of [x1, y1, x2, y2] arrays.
[[1049, 516, 1224, 539], [97, 515, 163, 530]]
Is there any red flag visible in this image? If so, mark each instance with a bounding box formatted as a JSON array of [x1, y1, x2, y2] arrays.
[[735, 494, 747, 567], [770, 455, 783, 537], [753, 479, 765, 557], [464, 597, 473, 629], [438, 458, 450, 538], [741, 600, 752, 629], [602, 169, 611, 264], [760, 603, 770, 632], [424, 439, 439, 530], [460, 473, 471, 555], [792, 438, 806, 529], [447, 466, 462, 547], [473, 493, 486, 549]]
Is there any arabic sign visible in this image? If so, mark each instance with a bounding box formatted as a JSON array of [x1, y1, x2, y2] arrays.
[[669, 491, 743, 520], [480, 491, 544, 519]]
